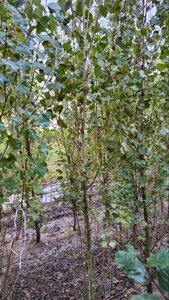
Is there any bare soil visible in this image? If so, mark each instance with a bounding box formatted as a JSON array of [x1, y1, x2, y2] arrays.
[[3, 199, 166, 300]]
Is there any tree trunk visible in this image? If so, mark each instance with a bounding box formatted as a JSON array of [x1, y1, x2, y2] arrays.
[[142, 186, 153, 294], [35, 220, 41, 243], [82, 179, 95, 300]]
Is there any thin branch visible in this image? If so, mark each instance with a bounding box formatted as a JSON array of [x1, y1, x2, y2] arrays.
[[86, 0, 103, 62], [88, 167, 100, 189]]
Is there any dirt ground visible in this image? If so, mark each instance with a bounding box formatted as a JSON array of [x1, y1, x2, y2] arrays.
[[2, 202, 153, 300]]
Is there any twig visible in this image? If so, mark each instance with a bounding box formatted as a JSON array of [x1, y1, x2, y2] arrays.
[[9, 208, 27, 270]]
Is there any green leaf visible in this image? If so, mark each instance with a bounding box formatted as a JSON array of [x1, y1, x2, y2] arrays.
[[82, 164, 88, 173], [37, 34, 60, 49], [139, 70, 147, 78], [76, 0, 82, 17], [157, 266, 169, 294], [13, 0, 26, 8], [37, 21, 45, 33], [29, 199, 42, 210], [38, 112, 51, 127], [147, 248, 169, 267], [140, 27, 148, 35], [5, 1, 20, 15], [53, 104, 63, 113], [57, 119, 67, 128], [131, 295, 162, 300], [47, 82, 65, 90], [156, 63, 167, 71], [0, 154, 16, 168], [116, 37, 123, 48], [48, 2, 61, 13], [12, 13, 27, 28], [0, 74, 8, 84], [100, 5, 107, 17], [98, 57, 105, 67], [36, 16, 49, 33], [23, 129, 37, 141], [11, 116, 23, 125], [3, 177, 15, 190], [0, 31, 5, 41], [17, 59, 31, 70], [16, 84, 29, 95], [38, 143, 48, 156], [63, 42, 72, 52], [0, 195, 5, 205], [4, 1, 26, 28], [40, 16, 49, 26], [33, 185, 43, 195], [15, 44, 31, 55], [0, 122, 6, 132], [33, 162, 48, 177], [1, 59, 19, 71], [115, 245, 149, 283], [8, 136, 22, 150]]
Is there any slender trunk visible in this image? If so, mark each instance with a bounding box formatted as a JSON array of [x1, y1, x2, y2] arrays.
[[132, 181, 139, 243], [168, 193, 169, 218], [25, 137, 41, 243], [138, 1, 153, 293], [0, 204, 2, 233], [142, 186, 153, 293], [1, 239, 15, 299], [72, 203, 77, 231], [82, 179, 95, 300], [35, 220, 41, 243], [102, 175, 111, 227], [0, 205, 2, 298], [81, 2, 95, 296]]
